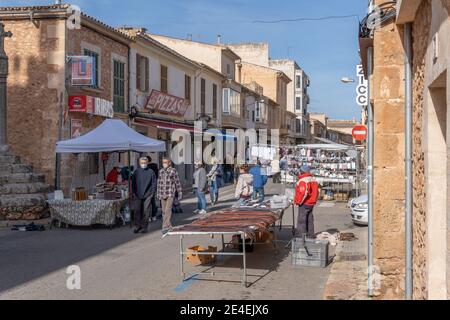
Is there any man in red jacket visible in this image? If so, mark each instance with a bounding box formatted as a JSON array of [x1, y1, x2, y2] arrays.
[[294, 165, 319, 238]]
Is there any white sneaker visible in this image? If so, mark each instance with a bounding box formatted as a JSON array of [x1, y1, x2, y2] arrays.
[[199, 210, 207, 215], [193, 209, 200, 214]]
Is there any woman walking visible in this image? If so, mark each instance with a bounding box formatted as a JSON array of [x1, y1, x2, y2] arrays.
[[193, 162, 207, 215], [207, 157, 221, 205]]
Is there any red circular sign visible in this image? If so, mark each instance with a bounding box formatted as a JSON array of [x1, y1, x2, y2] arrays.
[[352, 125, 368, 141]]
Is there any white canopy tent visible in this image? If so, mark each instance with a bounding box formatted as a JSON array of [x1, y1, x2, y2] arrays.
[[56, 119, 166, 154], [55, 120, 166, 227]]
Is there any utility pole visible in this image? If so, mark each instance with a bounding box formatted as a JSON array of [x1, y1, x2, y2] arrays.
[[0, 23, 13, 146]]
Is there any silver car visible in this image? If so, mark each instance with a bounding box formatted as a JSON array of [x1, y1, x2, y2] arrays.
[[349, 195, 368, 226]]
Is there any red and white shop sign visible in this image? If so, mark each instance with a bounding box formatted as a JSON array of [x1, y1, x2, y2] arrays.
[[71, 119, 83, 138], [352, 125, 368, 141], [68, 95, 113, 118], [144, 90, 190, 117], [69, 95, 94, 114]]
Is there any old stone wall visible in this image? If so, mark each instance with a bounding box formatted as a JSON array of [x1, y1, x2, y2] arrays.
[[4, 19, 66, 186], [411, 0, 431, 300], [372, 0, 406, 299]]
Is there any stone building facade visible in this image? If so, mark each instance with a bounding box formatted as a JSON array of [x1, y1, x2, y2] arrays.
[[360, 0, 450, 299], [1, 5, 131, 197], [397, 0, 450, 300], [239, 61, 290, 144]]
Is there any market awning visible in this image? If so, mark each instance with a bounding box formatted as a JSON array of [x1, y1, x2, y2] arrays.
[[56, 119, 166, 153], [134, 118, 194, 132], [296, 143, 352, 151], [203, 129, 237, 141]]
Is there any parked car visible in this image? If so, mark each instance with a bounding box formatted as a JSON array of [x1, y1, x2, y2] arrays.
[[350, 194, 368, 226]]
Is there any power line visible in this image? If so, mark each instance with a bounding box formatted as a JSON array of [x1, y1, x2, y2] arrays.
[[252, 14, 360, 24]]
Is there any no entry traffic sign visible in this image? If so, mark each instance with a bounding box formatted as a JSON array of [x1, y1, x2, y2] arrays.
[[352, 125, 368, 141]]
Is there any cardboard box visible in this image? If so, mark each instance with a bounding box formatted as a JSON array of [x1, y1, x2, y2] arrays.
[[185, 246, 217, 265]]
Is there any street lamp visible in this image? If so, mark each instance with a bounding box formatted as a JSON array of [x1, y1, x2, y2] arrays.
[[341, 77, 355, 84]]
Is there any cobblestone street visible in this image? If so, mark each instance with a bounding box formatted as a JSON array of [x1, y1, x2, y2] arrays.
[[0, 182, 364, 300]]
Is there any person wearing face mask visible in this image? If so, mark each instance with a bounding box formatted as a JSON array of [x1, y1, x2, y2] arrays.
[[146, 156, 159, 221], [157, 158, 182, 236], [131, 157, 157, 234]]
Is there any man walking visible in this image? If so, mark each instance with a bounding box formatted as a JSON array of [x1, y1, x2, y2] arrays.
[[146, 156, 159, 221], [249, 161, 268, 203], [294, 166, 319, 238], [157, 158, 182, 236], [132, 157, 157, 234]]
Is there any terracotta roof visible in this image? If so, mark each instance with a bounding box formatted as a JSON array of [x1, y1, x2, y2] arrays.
[[327, 119, 358, 128], [241, 61, 292, 83], [0, 4, 70, 11], [0, 4, 132, 42], [119, 28, 199, 68]]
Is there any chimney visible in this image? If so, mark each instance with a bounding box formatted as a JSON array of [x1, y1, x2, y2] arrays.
[[217, 34, 222, 45]]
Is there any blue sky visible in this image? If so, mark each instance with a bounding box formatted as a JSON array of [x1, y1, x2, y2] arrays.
[[2, 0, 367, 120]]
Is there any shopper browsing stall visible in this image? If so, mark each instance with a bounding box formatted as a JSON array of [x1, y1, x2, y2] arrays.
[[249, 161, 268, 203], [294, 165, 319, 238], [234, 164, 254, 205]]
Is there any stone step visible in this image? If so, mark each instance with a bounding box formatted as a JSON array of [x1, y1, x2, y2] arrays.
[[0, 163, 32, 175], [0, 155, 21, 164], [0, 193, 47, 208], [0, 182, 51, 195], [0, 173, 45, 184], [0, 145, 10, 155]]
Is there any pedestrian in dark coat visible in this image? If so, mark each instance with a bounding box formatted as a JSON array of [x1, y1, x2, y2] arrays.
[[132, 157, 157, 233]]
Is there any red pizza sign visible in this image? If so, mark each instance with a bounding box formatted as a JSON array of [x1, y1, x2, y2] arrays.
[[352, 125, 368, 141], [145, 90, 190, 117]]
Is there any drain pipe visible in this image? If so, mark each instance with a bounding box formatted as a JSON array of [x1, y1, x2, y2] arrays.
[[404, 22, 413, 300], [367, 45, 374, 297]]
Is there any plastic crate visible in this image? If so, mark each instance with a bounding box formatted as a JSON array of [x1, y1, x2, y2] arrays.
[[291, 238, 331, 268]]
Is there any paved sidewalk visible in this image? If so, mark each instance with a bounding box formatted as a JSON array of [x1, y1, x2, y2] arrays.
[[323, 219, 370, 300]]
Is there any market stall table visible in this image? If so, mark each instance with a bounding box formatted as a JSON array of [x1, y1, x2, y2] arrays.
[[48, 198, 126, 228], [166, 206, 286, 287]]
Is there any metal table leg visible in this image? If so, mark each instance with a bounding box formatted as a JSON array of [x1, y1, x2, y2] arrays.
[[180, 235, 185, 281], [221, 234, 225, 252], [242, 233, 247, 287]]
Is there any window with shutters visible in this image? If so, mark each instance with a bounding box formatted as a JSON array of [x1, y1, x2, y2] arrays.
[[136, 54, 149, 92], [185, 75, 191, 102], [212, 83, 217, 118], [200, 78, 206, 115], [160, 65, 168, 93], [113, 59, 125, 113], [296, 96, 302, 111], [255, 102, 261, 121], [296, 75, 302, 89]]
